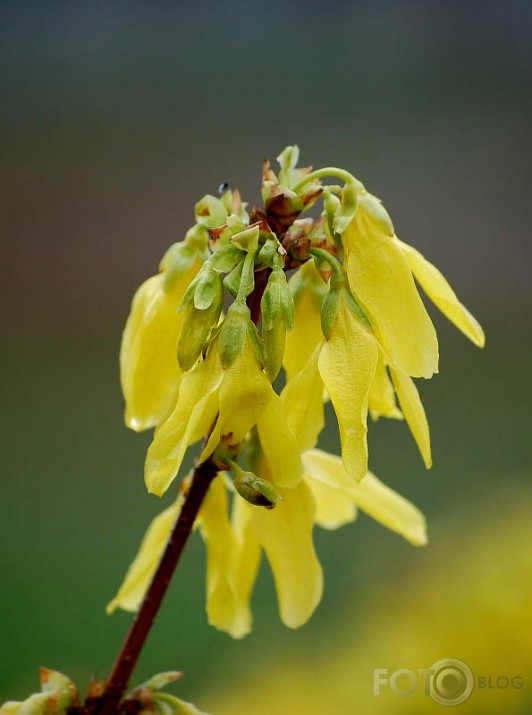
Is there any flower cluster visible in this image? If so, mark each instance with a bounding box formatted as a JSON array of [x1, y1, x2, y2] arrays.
[[109, 147, 484, 637]]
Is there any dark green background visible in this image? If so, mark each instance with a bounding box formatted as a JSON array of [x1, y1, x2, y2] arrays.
[[1, 1, 531, 710]]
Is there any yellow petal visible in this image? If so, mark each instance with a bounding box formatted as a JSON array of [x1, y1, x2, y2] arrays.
[[303, 449, 427, 545], [197, 475, 252, 639], [106, 497, 181, 613], [344, 201, 439, 378], [318, 300, 378, 481], [250, 480, 323, 629], [120, 260, 201, 432], [284, 263, 326, 381], [390, 367, 432, 468], [368, 350, 403, 421], [305, 477, 357, 530], [231, 495, 262, 610], [145, 351, 224, 496], [398, 239, 485, 348], [257, 392, 303, 489], [214, 338, 274, 449], [281, 344, 325, 452], [355, 471, 428, 546]]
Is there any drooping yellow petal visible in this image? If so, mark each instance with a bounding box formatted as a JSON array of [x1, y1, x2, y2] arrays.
[[318, 300, 378, 481], [397, 239, 485, 348], [145, 351, 224, 496], [257, 392, 303, 489], [305, 477, 357, 530], [284, 262, 326, 381], [390, 367, 432, 469], [281, 343, 325, 452], [303, 449, 427, 546], [343, 197, 439, 378], [250, 480, 323, 629], [231, 494, 262, 611], [368, 350, 403, 421], [120, 259, 202, 432], [215, 338, 274, 447], [197, 475, 252, 639], [106, 496, 181, 614]]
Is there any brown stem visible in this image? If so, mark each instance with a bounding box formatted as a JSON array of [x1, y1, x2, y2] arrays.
[[94, 459, 219, 715]]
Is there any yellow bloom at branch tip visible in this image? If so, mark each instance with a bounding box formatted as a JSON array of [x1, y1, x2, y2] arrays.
[[111, 147, 484, 638]]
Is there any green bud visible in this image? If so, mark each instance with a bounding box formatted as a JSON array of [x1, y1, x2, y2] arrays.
[[259, 267, 293, 380], [226, 213, 247, 234], [194, 195, 228, 228], [333, 181, 360, 234], [256, 238, 279, 267], [261, 267, 294, 331], [277, 145, 300, 187], [218, 302, 250, 368], [233, 470, 281, 509], [359, 193, 394, 235], [139, 672, 183, 691]]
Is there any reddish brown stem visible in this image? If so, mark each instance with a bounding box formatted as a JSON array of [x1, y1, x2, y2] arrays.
[[94, 459, 218, 715]]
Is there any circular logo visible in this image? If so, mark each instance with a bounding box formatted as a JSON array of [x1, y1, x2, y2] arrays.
[[429, 658, 474, 706]]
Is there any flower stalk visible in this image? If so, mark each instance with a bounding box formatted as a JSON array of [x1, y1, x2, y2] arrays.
[[93, 458, 219, 715]]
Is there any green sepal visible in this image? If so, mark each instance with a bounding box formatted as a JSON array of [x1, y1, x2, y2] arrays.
[[230, 224, 260, 252], [359, 193, 394, 235], [223, 260, 244, 297], [333, 181, 360, 234], [320, 288, 341, 340], [161, 245, 197, 293], [344, 289, 373, 332], [263, 320, 286, 382], [218, 302, 250, 368], [247, 318, 266, 368], [176, 296, 223, 371], [208, 243, 243, 273], [194, 195, 228, 228], [193, 268, 223, 310], [322, 190, 343, 252]]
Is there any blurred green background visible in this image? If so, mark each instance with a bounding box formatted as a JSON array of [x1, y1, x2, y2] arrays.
[[1, 1, 531, 713]]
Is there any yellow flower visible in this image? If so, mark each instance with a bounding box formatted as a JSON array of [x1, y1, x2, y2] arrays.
[[342, 192, 484, 379], [110, 148, 483, 641], [108, 451, 425, 637], [284, 260, 327, 381], [120, 234, 206, 431], [284, 259, 379, 481], [144, 316, 303, 497]]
